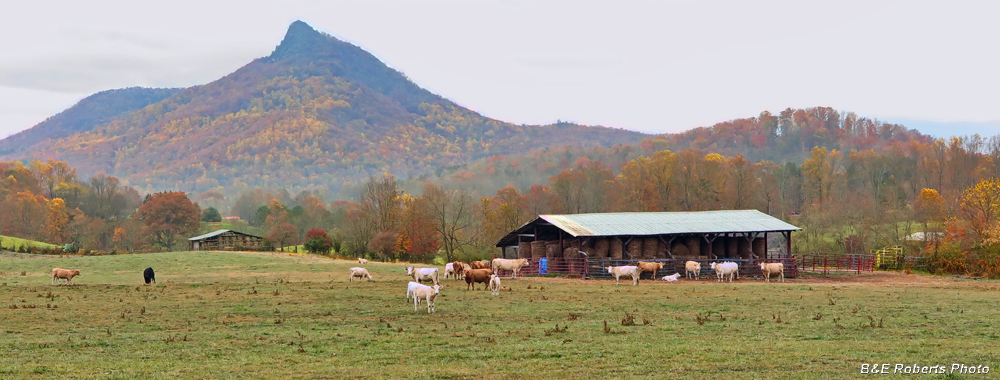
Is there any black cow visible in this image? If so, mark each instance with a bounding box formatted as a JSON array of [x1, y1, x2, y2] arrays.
[[143, 267, 156, 284]]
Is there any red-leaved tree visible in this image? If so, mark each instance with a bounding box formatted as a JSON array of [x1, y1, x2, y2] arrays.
[[136, 192, 201, 251]]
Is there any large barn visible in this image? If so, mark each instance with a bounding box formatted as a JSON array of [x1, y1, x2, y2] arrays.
[[494, 210, 800, 276], [189, 229, 265, 251]]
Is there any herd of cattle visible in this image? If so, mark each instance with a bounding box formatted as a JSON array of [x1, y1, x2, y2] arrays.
[[347, 257, 787, 313], [44, 256, 785, 314]]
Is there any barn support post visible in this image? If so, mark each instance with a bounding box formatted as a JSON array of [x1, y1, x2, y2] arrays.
[[658, 235, 676, 259], [784, 231, 792, 258], [622, 236, 634, 260], [764, 232, 769, 259], [744, 233, 757, 260], [703, 234, 717, 259]]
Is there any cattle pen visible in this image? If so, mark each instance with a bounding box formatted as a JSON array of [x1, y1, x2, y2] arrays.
[[494, 210, 801, 279]]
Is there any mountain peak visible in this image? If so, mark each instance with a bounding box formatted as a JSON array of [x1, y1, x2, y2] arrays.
[[269, 20, 329, 60]]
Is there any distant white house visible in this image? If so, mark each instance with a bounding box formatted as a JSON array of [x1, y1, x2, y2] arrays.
[[905, 232, 944, 242]]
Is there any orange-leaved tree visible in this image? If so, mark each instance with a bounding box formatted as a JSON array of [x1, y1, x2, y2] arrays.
[[136, 192, 201, 251]]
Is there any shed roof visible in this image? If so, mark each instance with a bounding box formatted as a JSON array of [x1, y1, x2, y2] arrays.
[[188, 229, 262, 241], [496, 210, 800, 247]]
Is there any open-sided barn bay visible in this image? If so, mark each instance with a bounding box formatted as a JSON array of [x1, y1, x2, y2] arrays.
[[1, 251, 998, 379]]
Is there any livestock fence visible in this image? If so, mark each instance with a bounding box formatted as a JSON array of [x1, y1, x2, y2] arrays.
[[490, 256, 797, 280], [795, 252, 928, 273]]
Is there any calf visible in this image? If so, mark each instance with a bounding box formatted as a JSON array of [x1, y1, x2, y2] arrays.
[[661, 273, 682, 282], [685, 261, 701, 280], [488, 274, 502, 296], [760, 262, 785, 283], [636, 261, 664, 280], [464, 268, 494, 290], [349, 267, 373, 282], [51, 268, 81, 285], [606, 265, 640, 286], [491, 258, 530, 279], [143, 267, 156, 284], [411, 283, 443, 313]]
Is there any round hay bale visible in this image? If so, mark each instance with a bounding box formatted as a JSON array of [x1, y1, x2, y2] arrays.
[[685, 237, 700, 259], [594, 239, 609, 259], [738, 238, 751, 259], [546, 242, 561, 258], [530, 241, 546, 259], [752, 238, 766, 258], [518, 242, 532, 259], [642, 238, 658, 259], [656, 239, 669, 259], [670, 242, 690, 258], [563, 238, 580, 250], [726, 237, 738, 258], [563, 247, 578, 259], [626, 239, 643, 260], [610, 239, 623, 260], [711, 240, 724, 259]]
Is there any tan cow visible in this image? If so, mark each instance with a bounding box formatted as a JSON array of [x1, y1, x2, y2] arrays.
[[636, 261, 664, 281], [470, 260, 490, 270], [685, 261, 701, 280], [52, 268, 81, 285], [760, 262, 785, 283], [491, 258, 530, 279]]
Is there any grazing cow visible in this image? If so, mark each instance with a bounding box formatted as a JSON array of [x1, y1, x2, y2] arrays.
[[661, 273, 682, 282], [606, 266, 640, 286], [636, 261, 664, 280], [760, 262, 785, 283], [685, 261, 701, 280], [470, 260, 490, 270], [358, 258, 368, 264], [406, 267, 440, 285], [143, 267, 156, 284], [464, 268, 493, 290], [51, 268, 81, 285], [491, 258, 530, 279], [349, 267, 373, 282], [710, 262, 739, 283], [411, 283, 443, 313], [488, 274, 502, 296], [448, 261, 467, 280], [444, 263, 456, 279]]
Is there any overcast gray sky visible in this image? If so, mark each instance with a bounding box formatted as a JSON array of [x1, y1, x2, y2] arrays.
[[2, 0, 999, 138]]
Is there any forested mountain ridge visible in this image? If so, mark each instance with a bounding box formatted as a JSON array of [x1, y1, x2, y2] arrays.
[[0, 87, 182, 155], [0, 21, 648, 195]]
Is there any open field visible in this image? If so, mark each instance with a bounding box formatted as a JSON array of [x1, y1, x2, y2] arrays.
[[0, 235, 60, 251], [1, 251, 998, 379]]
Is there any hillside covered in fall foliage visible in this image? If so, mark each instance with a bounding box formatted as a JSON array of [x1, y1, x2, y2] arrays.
[[0, 21, 647, 195]]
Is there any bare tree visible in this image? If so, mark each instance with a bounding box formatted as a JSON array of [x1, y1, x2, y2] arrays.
[[423, 184, 474, 262]]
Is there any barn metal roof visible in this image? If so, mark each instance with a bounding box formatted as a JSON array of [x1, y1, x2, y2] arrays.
[[541, 210, 800, 236], [496, 210, 799, 246], [188, 229, 262, 241]]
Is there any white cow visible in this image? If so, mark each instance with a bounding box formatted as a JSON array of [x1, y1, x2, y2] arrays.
[[444, 263, 457, 279], [358, 258, 368, 264], [606, 265, 640, 286], [406, 267, 440, 285], [411, 282, 443, 313], [685, 261, 701, 280], [491, 258, 530, 279], [710, 262, 739, 283], [349, 267, 373, 282]]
